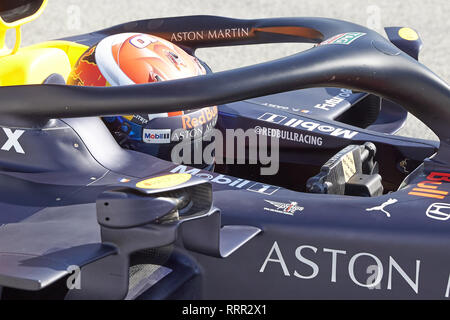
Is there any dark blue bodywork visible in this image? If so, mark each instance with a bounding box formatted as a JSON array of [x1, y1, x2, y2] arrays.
[[0, 15, 448, 300]]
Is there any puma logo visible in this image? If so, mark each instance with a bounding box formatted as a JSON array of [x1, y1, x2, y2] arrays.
[[366, 198, 398, 218]]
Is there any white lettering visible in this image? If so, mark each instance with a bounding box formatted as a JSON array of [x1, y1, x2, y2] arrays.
[[1, 128, 25, 154], [323, 248, 347, 283], [260, 241, 290, 276], [330, 128, 359, 139], [294, 245, 319, 279], [348, 253, 383, 288], [388, 257, 420, 294]]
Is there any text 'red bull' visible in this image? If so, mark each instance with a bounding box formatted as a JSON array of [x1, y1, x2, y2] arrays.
[[182, 106, 218, 129]]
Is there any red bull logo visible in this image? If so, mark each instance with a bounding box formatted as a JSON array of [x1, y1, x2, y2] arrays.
[[181, 106, 218, 129]]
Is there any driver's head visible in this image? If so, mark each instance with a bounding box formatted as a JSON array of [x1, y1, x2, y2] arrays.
[[67, 33, 217, 168]]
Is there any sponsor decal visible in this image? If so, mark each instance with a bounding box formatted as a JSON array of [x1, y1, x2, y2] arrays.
[[247, 183, 280, 195], [143, 129, 171, 144], [1, 128, 25, 154], [366, 198, 398, 218], [426, 203, 450, 221], [398, 27, 419, 41], [258, 113, 286, 124], [313, 88, 353, 111], [129, 34, 158, 49], [171, 165, 251, 188], [136, 173, 191, 189], [253, 101, 310, 113], [165, 50, 185, 67], [264, 200, 304, 215], [172, 116, 217, 141], [171, 28, 250, 42], [408, 172, 450, 199], [259, 102, 290, 111], [257, 112, 358, 139], [181, 106, 218, 130], [254, 126, 323, 146], [172, 127, 203, 141], [132, 114, 149, 125], [319, 32, 366, 46], [260, 241, 422, 294], [170, 165, 279, 195]]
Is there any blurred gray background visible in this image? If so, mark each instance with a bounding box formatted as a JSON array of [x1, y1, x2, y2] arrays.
[[19, 0, 450, 140]]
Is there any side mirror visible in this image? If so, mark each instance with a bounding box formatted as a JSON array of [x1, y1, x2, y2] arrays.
[[0, 0, 48, 55]]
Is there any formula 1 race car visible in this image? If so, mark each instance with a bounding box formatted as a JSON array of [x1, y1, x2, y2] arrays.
[[0, 0, 449, 300]]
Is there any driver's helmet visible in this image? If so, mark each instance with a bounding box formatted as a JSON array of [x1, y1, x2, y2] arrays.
[[67, 33, 218, 168]]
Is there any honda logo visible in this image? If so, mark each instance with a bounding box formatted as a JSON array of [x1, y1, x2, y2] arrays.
[[426, 203, 450, 221]]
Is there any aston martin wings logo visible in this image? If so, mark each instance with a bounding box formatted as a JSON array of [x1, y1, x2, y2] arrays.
[[264, 200, 304, 215]]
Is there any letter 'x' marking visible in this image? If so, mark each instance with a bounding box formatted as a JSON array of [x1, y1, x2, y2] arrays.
[[1, 128, 25, 154]]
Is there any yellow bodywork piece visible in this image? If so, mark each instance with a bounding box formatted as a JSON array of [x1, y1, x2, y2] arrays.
[[0, 40, 88, 86], [0, 0, 88, 86]]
